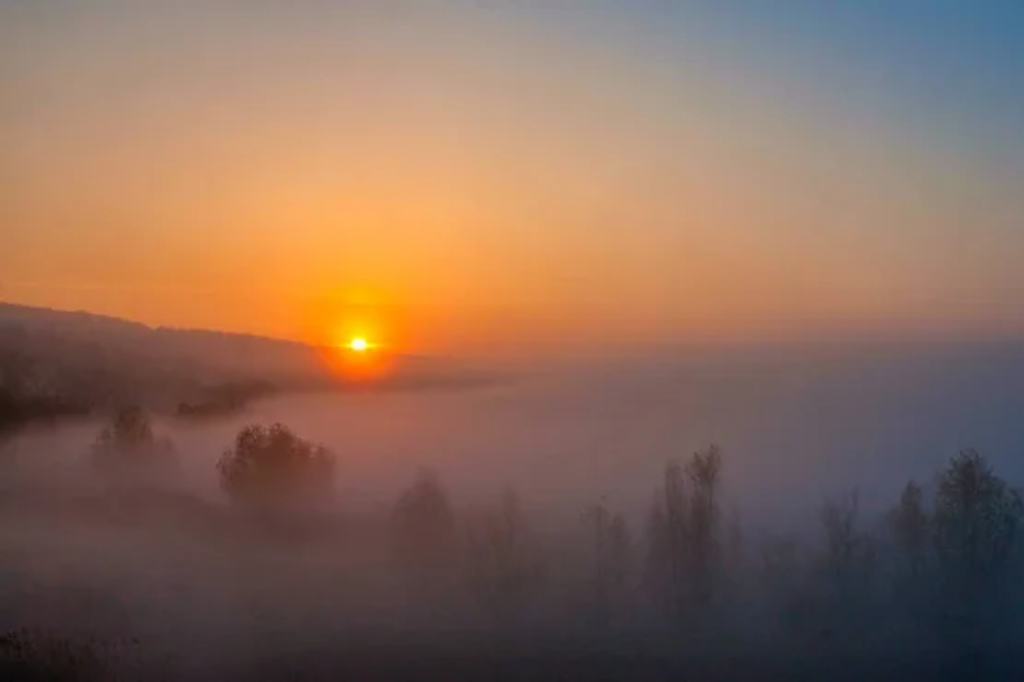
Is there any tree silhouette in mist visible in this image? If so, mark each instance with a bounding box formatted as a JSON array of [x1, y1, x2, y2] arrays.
[[888, 480, 930, 581], [819, 489, 876, 594], [581, 498, 631, 620], [645, 445, 723, 621], [933, 448, 1019, 598], [465, 490, 544, 621], [686, 445, 723, 609], [815, 488, 880, 639], [217, 423, 334, 510], [89, 407, 177, 483], [389, 468, 457, 590]]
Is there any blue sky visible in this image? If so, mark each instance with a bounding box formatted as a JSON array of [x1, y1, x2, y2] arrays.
[[642, 1, 1024, 156]]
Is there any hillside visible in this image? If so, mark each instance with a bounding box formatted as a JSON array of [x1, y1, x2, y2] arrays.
[[0, 303, 500, 429]]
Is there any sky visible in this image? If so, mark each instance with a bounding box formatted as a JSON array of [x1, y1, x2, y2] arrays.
[[2, 1, 1023, 356]]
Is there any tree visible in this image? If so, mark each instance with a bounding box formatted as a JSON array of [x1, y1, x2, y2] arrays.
[[933, 450, 1023, 593], [888, 480, 930, 580], [89, 407, 177, 483], [644, 445, 723, 620], [819, 489, 876, 595], [581, 498, 631, 619], [644, 460, 687, 619], [465, 490, 543, 621], [685, 445, 723, 608], [217, 423, 335, 510], [389, 468, 457, 585], [927, 450, 1024, 650]]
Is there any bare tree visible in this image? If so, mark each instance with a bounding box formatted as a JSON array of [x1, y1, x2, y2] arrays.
[[581, 498, 631, 619], [465, 490, 544, 621], [819, 489, 876, 594], [686, 445, 722, 609], [645, 445, 724, 620], [888, 480, 930, 580], [645, 460, 688, 619]]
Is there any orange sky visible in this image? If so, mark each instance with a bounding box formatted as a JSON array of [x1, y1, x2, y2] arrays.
[[2, 4, 1023, 356]]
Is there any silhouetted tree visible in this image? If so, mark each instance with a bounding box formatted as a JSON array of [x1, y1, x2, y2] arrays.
[[581, 498, 631, 619], [0, 349, 89, 434], [0, 349, 32, 405], [819, 490, 876, 593], [686, 445, 723, 608], [645, 460, 688, 619], [933, 450, 1022, 595], [217, 423, 334, 510], [89, 407, 177, 484], [888, 480, 930, 581], [645, 445, 723, 620], [389, 468, 457, 588], [816, 489, 879, 642], [466, 490, 543, 621]]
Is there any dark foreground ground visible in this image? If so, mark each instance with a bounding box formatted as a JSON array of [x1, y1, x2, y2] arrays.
[[224, 648, 1021, 682], [2, 629, 1020, 682]]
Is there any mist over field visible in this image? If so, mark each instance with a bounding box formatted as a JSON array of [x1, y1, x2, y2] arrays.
[[4, 1, 1024, 678], [4, 337, 1024, 679], [9, 340, 1024, 518]]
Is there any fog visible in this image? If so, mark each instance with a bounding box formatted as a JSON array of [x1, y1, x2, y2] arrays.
[[3, 343, 1024, 679], [11, 342, 1024, 516]]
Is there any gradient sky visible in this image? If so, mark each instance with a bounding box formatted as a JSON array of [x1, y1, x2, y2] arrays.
[[2, 2, 1023, 355]]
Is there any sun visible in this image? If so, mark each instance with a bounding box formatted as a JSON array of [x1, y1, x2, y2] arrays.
[[347, 337, 371, 352]]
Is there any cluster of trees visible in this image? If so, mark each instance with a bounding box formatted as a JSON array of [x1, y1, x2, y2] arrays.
[[82, 408, 1024, 645], [384, 447, 1024, 641], [217, 423, 334, 510], [176, 380, 277, 420], [86, 408, 334, 508], [0, 350, 90, 436]]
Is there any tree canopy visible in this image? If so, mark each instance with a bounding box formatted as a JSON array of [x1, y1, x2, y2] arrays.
[[217, 423, 335, 509], [90, 407, 177, 482]]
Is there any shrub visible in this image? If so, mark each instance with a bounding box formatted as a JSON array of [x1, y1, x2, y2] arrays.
[[89, 407, 177, 483]]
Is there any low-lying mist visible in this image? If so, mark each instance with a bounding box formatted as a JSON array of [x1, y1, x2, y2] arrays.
[[3, 342, 1024, 680]]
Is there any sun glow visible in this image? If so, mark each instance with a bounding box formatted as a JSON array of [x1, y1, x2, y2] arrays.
[[348, 337, 371, 352]]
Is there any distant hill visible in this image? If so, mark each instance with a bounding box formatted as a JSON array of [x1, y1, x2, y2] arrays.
[[0, 303, 331, 421], [0, 303, 503, 428]]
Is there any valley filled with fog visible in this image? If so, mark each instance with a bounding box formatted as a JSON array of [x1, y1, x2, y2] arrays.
[[9, 343, 1024, 521], [3, 343, 1024, 679]]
